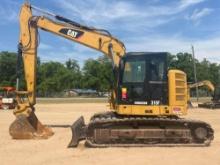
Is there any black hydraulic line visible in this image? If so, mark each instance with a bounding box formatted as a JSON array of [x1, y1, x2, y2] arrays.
[[55, 15, 112, 36], [31, 5, 112, 36], [55, 15, 86, 29], [16, 43, 23, 90]]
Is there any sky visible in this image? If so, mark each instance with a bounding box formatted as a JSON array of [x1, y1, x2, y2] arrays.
[[0, 0, 220, 66]]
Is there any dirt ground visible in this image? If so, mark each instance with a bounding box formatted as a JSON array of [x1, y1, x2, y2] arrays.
[[0, 103, 220, 165]]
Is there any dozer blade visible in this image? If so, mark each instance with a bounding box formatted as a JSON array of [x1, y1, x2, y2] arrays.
[[68, 116, 86, 147], [9, 111, 54, 139]]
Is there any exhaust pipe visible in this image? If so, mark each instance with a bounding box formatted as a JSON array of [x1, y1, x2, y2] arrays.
[[68, 116, 87, 147]]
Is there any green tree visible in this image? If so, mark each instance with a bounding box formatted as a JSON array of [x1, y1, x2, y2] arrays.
[[0, 51, 17, 86], [37, 60, 82, 96], [37, 62, 70, 95], [82, 56, 113, 92], [196, 59, 210, 82], [173, 53, 195, 82], [65, 59, 82, 88], [66, 59, 80, 72], [208, 63, 220, 85]]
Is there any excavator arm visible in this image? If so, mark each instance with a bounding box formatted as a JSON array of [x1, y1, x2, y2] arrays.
[[188, 80, 215, 92], [9, 3, 125, 139]]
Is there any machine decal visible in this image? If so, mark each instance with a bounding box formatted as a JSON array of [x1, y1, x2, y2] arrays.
[[151, 100, 160, 105], [59, 28, 84, 39], [173, 107, 182, 114], [134, 101, 148, 105]]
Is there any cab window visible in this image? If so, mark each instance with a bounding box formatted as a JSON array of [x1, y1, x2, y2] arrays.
[[150, 59, 165, 81], [123, 60, 145, 83]]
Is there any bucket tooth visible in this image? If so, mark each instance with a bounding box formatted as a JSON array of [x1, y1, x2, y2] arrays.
[[68, 116, 86, 147]]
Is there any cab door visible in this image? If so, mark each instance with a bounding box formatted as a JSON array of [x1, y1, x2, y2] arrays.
[[118, 56, 147, 105], [146, 55, 168, 105]]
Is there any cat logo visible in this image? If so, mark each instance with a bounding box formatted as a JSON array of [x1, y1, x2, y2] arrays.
[[59, 28, 84, 39], [67, 29, 78, 38]]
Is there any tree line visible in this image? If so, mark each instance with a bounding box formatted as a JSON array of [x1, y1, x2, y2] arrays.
[[0, 51, 113, 96], [0, 51, 220, 96]]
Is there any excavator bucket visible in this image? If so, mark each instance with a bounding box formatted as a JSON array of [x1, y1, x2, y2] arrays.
[[9, 111, 54, 139], [68, 116, 86, 147]]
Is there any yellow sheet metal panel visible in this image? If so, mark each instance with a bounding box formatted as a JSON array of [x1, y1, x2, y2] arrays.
[[168, 70, 187, 115], [117, 105, 132, 115], [131, 105, 161, 115], [116, 104, 187, 116], [117, 105, 174, 116], [168, 70, 187, 106], [169, 106, 187, 115]]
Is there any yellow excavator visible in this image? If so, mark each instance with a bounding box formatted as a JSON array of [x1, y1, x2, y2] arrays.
[[187, 80, 220, 109], [9, 3, 214, 147], [187, 80, 215, 108]]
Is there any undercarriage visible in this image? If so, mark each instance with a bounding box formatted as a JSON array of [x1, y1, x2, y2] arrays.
[[68, 112, 214, 147]]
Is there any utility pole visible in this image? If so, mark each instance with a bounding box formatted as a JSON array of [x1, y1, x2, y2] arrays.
[[191, 45, 199, 103]]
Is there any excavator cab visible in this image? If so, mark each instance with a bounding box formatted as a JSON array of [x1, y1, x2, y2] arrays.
[[118, 52, 168, 106]]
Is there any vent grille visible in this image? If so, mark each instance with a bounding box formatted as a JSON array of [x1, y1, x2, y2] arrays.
[[175, 73, 186, 101]]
